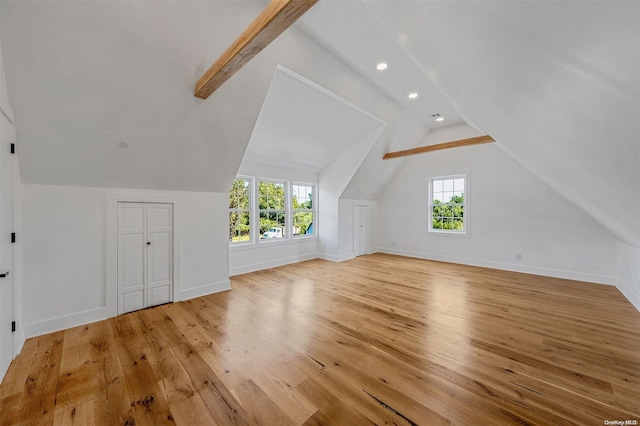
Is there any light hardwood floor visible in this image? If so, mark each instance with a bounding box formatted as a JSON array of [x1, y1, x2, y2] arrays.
[[1, 253, 639, 425]]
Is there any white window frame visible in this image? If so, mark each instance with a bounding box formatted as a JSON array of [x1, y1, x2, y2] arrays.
[[291, 182, 316, 239], [228, 176, 253, 245], [257, 178, 289, 242], [428, 174, 469, 236], [228, 176, 319, 248]]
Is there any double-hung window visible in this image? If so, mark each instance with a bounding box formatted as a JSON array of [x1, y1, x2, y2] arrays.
[[292, 183, 315, 237], [429, 175, 467, 234], [229, 177, 251, 243], [229, 177, 317, 244], [258, 180, 287, 239]]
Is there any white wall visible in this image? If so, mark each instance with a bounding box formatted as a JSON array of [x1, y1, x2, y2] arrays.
[[368, 1, 640, 248], [318, 127, 384, 261], [338, 199, 378, 259], [377, 134, 619, 285], [617, 242, 640, 311], [230, 239, 319, 276], [21, 184, 229, 337]]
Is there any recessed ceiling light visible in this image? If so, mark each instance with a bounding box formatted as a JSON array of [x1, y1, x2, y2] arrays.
[[408, 92, 418, 99], [376, 62, 388, 71], [436, 117, 444, 122], [431, 113, 444, 122]]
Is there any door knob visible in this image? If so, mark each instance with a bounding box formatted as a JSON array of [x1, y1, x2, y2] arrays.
[[0, 271, 9, 278], [147, 242, 151, 246]]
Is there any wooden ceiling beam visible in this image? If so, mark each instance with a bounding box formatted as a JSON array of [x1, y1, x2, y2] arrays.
[[194, 0, 318, 99], [383, 135, 495, 160]]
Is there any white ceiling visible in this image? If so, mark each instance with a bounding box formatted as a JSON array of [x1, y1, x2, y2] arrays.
[[243, 65, 385, 173], [297, 0, 463, 128], [362, 0, 639, 246], [1, 0, 638, 246]]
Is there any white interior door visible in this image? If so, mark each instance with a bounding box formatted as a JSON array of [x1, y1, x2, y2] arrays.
[[146, 204, 173, 307], [118, 203, 146, 314], [118, 203, 173, 314], [354, 205, 369, 257], [0, 112, 14, 378]]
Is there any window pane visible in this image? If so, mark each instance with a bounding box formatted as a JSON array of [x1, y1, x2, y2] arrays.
[[451, 193, 464, 204], [229, 178, 250, 209], [229, 211, 251, 243], [454, 178, 465, 192], [259, 211, 285, 239], [430, 174, 467, 234], [259, 181, 285, 210], [293, 212, 314, 236], [229, 178, 251, 243], [293, 184, 313, 209]]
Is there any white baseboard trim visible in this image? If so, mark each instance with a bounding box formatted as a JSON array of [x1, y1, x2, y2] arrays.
[[180, 280, 231, 301], [317, 252, 355, 263], [230, 253, 319, 276], [24, 306, 108, 339], [21, 280, 233, 340], [376, 247, 617, 285], [616, 278, 640, 312], [12, 329, 25, 359]]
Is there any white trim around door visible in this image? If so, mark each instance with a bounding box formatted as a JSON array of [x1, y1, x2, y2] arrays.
[[106, 192, 183, 318]]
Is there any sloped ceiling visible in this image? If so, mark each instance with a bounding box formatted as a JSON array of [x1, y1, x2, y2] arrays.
[[1, 1, 638, 247], [0, 0, 400, 193], [1, 1, 266, 192], [299, 1, 640, 247], [243, 65, 385, 173], [363, 1, 639, 247]]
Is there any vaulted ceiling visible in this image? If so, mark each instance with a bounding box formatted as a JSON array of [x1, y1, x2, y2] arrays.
[[1, 0, 638, 247]]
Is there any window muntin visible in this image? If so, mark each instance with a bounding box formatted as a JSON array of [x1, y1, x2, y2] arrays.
[[229, 178, 251, 243], [229, 177, 317, 245], [430, 175, 466, 233], [259, 180, 287, 239], [292, 183, 314, 236]]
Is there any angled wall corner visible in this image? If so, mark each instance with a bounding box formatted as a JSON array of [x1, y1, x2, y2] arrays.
[[616, 241, 640, 312], [319, 124, 385, 260]]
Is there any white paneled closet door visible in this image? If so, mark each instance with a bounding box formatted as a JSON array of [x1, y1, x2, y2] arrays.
[[354, 205, 369, 257], [118, 203, 173, 314]]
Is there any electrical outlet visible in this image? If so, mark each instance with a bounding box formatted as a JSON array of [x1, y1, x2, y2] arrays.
[[392, 241, 396, 246], [516, 253, 522, 260]]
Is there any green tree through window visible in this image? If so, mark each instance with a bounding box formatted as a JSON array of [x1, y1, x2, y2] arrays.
[[292, 184, 314, 236], [229, 177, 317, 244], [259, 181, 286, 238], [229, 178, 251, 242], [430, 176, 466, 233]]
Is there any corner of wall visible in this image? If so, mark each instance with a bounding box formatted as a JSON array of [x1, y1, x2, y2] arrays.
[[377, 246, 617, 286], [616, 240, 640, 312], [24, 307, 108, 338], [180, 279, 231, 301]]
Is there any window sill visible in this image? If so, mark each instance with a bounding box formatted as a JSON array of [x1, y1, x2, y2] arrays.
[[229, 235, 318, 251], [427, 230, 470, 238]]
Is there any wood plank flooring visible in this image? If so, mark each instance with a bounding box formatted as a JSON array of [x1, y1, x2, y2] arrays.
[[1, 253, 639, 425]]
